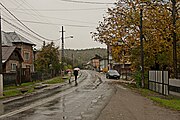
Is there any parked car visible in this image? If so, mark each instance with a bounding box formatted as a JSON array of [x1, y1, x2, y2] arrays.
[[106, 70, 120, 79]]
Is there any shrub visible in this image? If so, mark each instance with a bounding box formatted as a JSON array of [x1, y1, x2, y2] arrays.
[[133, 70, 148, 88]]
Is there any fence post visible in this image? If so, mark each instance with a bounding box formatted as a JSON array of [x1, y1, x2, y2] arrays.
[[0, 74, 3, 96], [168, 71, 169, 95], [162, 71, 164, 95], [155, 71, 157, 92], [148, 71, 149, 89]]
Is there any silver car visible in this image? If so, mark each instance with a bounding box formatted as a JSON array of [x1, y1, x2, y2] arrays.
[[106, 70, 120, 79]]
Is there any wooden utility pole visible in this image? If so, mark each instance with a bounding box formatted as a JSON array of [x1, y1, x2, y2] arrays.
[[61, 26, 65, 72], [172, 0, 177, 78], [140, 7, 144, 88], [107, 44, 109, 70], [72, 53, 74, 68]]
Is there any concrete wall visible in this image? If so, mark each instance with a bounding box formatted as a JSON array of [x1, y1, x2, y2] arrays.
[[169, 79, 180, 96]]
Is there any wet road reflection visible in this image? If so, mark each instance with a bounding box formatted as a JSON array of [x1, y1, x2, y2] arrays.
[[0, 70, 114, 120]]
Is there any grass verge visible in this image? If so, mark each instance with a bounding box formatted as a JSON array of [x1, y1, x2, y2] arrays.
[[122, 83, 180, 111], [43, 76, 67, 84], [150, 96, 180, 110], [1, 76, 68, 99]]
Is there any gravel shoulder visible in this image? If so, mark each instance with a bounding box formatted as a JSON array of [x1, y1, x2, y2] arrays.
[[97, 83, 180, 120]]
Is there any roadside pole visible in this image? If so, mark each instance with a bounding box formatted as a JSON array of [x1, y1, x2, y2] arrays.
[[140, 6, 144, 88], [0, 75, 3, 96], [0, 10, 3, 96], [60, 26, 65, 76]]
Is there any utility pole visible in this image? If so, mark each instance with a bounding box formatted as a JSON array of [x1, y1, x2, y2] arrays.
[[140, 7, 145, 88], [107, 44, 109, 70], [61, 26, 65, 73], [72, 53, 74, 68], [0, 10, 3, 96], [172, 0, 177, 78]]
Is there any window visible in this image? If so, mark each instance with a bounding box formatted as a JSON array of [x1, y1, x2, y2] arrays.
[[11, 63, 17, 71], [24, 52, 30, 60]]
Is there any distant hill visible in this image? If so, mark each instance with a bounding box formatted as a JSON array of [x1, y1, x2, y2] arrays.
[[60, 48, 107, 67]]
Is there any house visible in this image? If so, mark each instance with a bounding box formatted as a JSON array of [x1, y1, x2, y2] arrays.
[[2, 46, 23, 73], [107, 44, 131, 76], [2, 31, 36, 72], [91, 54, 102, 71], [100, 58, 108, 72]]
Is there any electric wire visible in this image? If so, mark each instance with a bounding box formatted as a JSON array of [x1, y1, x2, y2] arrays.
[[9, 10, 98, 25], [11, 7, 107, 11], [2, 10, 28, 30], [2, 18, 44, 42], [19, 0, 49, 22], [2, 18, 48, 47], [3, 17, 95, 28], [0, 2, 59, 41], [7, 0, 42, 21], [58, 0, 114, 5]]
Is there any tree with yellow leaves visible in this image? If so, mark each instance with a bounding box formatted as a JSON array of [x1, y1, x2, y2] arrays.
[[92, 0, 179, 76]]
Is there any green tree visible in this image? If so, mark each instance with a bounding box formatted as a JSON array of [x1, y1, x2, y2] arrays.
[[35, 42, 60, 73]]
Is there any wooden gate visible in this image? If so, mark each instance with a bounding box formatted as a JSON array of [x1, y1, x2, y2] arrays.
[[21, 68, 31, 83]]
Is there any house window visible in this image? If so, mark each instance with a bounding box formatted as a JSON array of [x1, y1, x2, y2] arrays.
[[24, 52, 30, 60], [11, 63, 17, 71]]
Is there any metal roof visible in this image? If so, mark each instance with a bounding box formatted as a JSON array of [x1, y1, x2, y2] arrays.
[[2, 46, 24, 63], [2, 31, 35, 46], [2, 46, 16, 63]]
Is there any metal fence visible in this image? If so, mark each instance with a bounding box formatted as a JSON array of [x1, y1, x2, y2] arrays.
[[31, 71, 53, 81], [148, 71, 169, 95], [3, 71, 56, 86], [3, 73, 17, 86]]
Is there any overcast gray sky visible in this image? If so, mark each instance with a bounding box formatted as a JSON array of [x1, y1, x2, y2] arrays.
[[1, 0, 116, 49]]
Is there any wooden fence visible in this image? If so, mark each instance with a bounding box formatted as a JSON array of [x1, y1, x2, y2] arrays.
[[3, 70, 55, 86]]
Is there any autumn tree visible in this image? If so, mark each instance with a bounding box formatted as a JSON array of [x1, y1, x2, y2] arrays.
[[35, 42, 60, 73], [92, 0, 179, 73]]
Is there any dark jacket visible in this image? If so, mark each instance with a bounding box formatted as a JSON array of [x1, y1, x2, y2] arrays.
[[73, 70, 78, 76]]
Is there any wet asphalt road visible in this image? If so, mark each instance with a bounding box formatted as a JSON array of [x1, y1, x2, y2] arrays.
[[0, 70, 115, 120]]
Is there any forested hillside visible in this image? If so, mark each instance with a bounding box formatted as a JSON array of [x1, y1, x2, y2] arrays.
[[60, 48, 107, 68]]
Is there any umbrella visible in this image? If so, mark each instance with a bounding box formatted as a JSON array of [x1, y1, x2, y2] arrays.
[[74, 67, 80, 71]]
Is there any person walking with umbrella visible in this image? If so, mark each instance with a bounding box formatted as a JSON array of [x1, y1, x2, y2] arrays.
[[73, 68, 79, 86]]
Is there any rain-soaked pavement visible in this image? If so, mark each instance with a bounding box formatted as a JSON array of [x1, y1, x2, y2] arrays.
[[0, 70, 115, 120]]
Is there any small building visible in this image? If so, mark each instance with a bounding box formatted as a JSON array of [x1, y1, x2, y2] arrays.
[[91, 54, 102, 71], [2, 31, 36, 72], [100, 58, 108, 72], [2, 46, 23, 73]]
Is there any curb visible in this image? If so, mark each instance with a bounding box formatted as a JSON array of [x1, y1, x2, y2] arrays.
[[2, 71, 85, 105]]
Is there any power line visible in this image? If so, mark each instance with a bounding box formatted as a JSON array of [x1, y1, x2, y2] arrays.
[[7, 0, 42, 21], [0, 2, 58, 41], [3, 17, 95, 28], [1, 10, 29, 32], [20, 0, 50, 22], [58, 0, 114, 5], [10, 7, 107, 11], [13, 0, 24, 10], [6, 10, 98, 25], [2, 18, 44, 42], [2, 18, 47, 47]]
